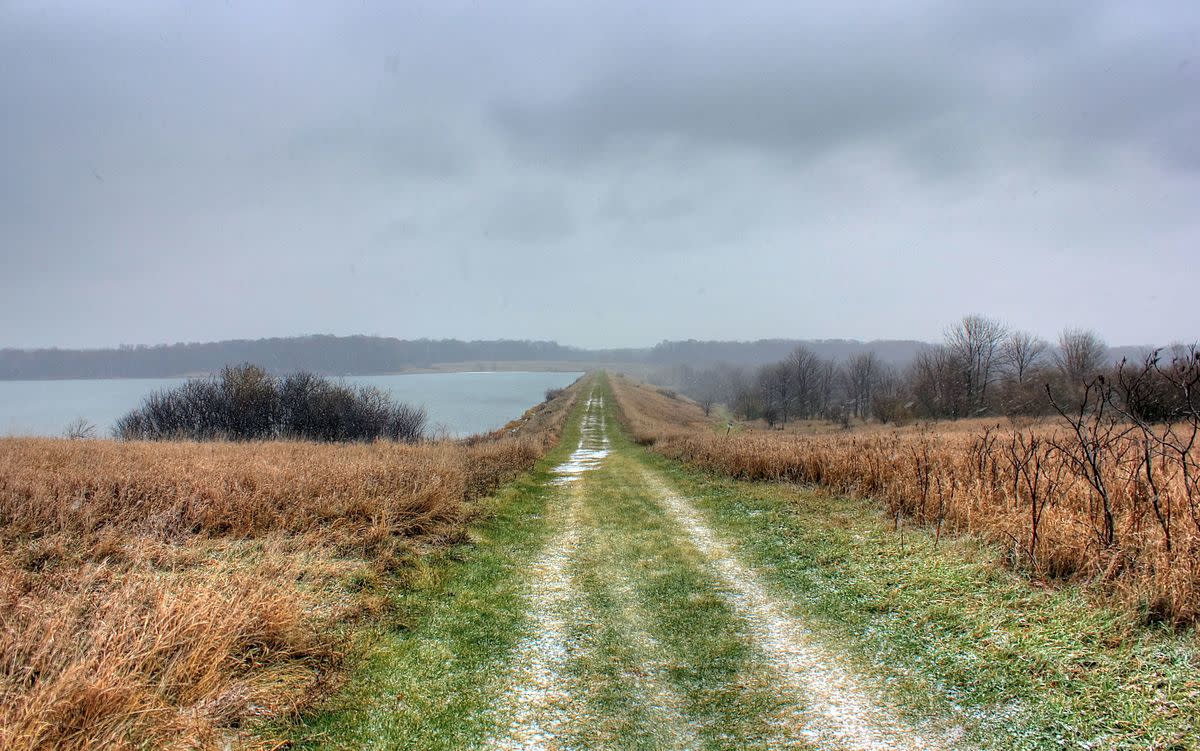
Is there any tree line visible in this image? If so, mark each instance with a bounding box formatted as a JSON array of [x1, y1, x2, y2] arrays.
[[655, 315, 1195, 426], [0, 336, 594, 380], [0, 334, 1018, 381]]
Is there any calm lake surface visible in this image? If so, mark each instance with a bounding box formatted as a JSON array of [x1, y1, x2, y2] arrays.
[[0, 371, 584, 438]]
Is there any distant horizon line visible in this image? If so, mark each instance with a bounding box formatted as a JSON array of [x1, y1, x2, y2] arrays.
[[3, 331, 1164, 354]]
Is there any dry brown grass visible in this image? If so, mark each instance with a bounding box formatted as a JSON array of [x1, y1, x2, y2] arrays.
[[610, 374, 1200, 626], [741, 414, 1058, 438], [0, 383, 581, 751]]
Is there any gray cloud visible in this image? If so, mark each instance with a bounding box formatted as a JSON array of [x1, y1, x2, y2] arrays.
[[1, 0, 1198, 349], [492, 1, 1199, 177]]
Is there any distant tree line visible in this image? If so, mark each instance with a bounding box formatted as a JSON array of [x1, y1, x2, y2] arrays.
[[0, 336, 601, 380], [115, 364, 427, 442], [1, 332, 1153, 382], [654, 315, 1196, 426], [644, 338, 929, 367], [2, 335, 927, 380]]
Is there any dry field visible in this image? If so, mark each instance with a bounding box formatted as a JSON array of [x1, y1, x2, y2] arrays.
[[611, 374, 1200, 626], [737, 413, 1059, 438], [0, 384, 580, 751]]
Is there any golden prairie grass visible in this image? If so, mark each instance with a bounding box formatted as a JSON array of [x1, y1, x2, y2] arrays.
[[742, 414, 1058, 438], [610, 374, 1200, 626], [0, 383, 580, 751]]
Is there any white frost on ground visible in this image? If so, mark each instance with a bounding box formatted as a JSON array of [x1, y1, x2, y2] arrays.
[[487, 483, 583, 751], [642, 469, 963, 751]]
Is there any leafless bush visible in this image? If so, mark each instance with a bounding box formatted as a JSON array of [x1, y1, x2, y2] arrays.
[[62, 417, 97, 440], [115, 364, 426, 442]]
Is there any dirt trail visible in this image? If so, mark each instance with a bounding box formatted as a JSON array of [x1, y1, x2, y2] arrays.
[[486, 390, 957, 750]]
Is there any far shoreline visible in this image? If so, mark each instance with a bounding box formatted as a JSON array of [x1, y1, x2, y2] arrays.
[[0, 361, 611, 383]]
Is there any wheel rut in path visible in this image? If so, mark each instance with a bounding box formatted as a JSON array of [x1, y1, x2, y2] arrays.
[[486, 394, 609, 750], [639, 467, 963, 751]]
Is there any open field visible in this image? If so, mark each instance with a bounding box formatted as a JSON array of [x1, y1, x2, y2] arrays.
[[611, 374, 1200, 625], [0, 384, 581, 751], [4, 369, 1198, 749]]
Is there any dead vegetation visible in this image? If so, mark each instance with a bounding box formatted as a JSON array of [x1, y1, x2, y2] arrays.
[[0, 383, 580, 751], [610, 369, 1200, 626]]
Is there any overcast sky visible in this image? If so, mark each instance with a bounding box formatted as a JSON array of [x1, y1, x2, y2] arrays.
[[2, 1, 1197, 349]]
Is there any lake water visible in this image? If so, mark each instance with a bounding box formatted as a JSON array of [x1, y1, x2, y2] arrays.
[[0, 371, 584, 438]]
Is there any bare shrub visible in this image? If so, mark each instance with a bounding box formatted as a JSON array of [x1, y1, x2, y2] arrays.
[[115, 364, 426, 442], [62, 417, 97, 440]]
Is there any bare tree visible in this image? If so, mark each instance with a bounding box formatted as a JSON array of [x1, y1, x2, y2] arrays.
[[843, 351, 882, 419], [870, 365, 906, 423], [693, 369, 721, 416], [910, 345, 968, 418], [757, 362, 793, 426], [1055, 328, 1108, 385], [786, 346, 822, 419], [945, 314, 1007, 414], [1001, 330, 1048, 384], [815, 358, 838, 418]]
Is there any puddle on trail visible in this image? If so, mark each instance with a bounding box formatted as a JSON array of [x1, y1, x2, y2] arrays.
[[551, 395, 610, 485]]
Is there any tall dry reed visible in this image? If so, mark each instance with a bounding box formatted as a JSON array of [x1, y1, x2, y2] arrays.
[[0, 382, 581, 750], [610, 374, 1200, 625]]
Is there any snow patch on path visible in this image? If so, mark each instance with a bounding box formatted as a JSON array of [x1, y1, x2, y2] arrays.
[[550, 395, 609, 485]]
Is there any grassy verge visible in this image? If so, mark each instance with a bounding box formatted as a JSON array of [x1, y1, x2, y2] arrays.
[[641, 450, 1200, 750]]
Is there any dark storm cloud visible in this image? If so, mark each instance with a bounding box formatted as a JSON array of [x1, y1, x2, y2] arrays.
[[1, 0, 1197, 349], [493, 1, 1199, 176]]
